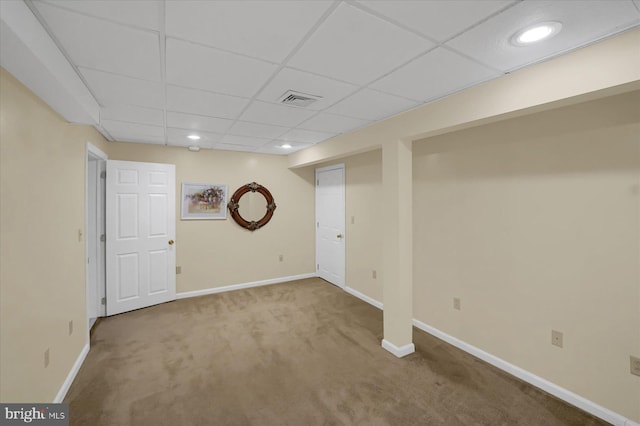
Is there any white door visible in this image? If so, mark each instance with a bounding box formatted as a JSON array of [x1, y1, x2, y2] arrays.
[[316, 164, 345, 287], [106, 160, 176, 316]]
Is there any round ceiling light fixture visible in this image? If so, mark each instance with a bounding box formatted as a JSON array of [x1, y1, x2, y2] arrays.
[[511, 21, 562, 46], [188, 146, 201, 152], [187, 134, 201, 140], [280, 143, 292, 149]]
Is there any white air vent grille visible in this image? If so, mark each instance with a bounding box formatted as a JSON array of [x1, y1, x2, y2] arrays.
[[278, 90, 322, 107]]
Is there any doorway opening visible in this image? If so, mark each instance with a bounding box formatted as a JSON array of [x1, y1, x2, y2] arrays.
[[86, 143, 107, 337]]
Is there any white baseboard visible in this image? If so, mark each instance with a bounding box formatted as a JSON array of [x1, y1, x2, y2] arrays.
[[176, 273, 317, 300], [382, 339, 415, 358], [344, 286, 383, 309], [412, 319, 639, 426], [54, 343, 89, 403]]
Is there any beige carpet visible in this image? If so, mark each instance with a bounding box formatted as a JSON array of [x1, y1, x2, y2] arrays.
[[65, 278, 608, 425]]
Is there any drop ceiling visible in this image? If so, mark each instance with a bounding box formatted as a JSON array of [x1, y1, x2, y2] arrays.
[[10, 1, 640, 154]]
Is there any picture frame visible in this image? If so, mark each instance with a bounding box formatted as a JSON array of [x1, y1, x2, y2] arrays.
[[181, 183, 228, 220]]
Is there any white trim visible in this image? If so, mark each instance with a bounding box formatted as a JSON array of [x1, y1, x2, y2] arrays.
[[412, 319, 638, 426], [176, 273, 317, 300], [344, 286, 383, 310], [54, 343, 89, 403], [382, 339, 415, 358], [87, 142, 107, 160], [85, 142, 107, 348]]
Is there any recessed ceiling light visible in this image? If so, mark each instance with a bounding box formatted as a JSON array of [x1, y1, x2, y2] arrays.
[[188, 146, 200, 152], [187, 134, 201, 140], [280, 143, 292, 149], [512, 22, 562, 46]]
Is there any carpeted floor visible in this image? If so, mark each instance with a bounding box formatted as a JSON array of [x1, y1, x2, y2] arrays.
[[65, 278, 608, 425]]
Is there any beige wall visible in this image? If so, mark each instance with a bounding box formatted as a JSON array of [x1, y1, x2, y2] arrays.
[[106, 143, 315, 293], [413, 91, 640, 421], [345, 151, 383, 301], [0, 67, 110, 402], [322, 90, 640, 421]]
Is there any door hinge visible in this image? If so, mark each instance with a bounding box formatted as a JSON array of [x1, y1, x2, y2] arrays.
[[317, 179, 319, 186], [87, 257, 90, 264], [317, 264, 319, 270], [100, 234, 106, 242], [317, 222, 319, 228], [100, 171, 106, 179], [101, 297, 106, 305]]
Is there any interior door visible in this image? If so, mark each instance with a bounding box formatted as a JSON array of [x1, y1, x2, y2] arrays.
[[106, 160, 176, 316], [316, 164, 346, 287]]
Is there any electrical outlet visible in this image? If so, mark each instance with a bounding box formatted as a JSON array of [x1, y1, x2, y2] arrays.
[[44, 349, 50, 368], [551, 330, 563, 348], [279, 254, 284, 262], [453, 297, 461, 310], [176, 266, 182, 274], [631, 356, 640, 377], [68, 320, 73, 336], [372, 270, 377, 279]]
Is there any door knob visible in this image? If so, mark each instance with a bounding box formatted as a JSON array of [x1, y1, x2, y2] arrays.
[[168, 240, 175, 245], [336, 234, 343, 239]]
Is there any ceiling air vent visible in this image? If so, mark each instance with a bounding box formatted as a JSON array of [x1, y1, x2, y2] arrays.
[[278, 90, 322, 108]]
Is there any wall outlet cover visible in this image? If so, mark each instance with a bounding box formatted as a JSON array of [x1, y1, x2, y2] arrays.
[[453, 297, 461, 310], [551, 330, 563, 348], [631, 355, 640, 377]]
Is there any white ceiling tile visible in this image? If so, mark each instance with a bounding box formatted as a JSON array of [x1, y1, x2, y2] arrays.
[[34, 2, 160, 81], [447, 0, 640, 72], [257, 68, 357, 110], [325, 89, 419, 121], [166, 112, 234, 134], [216, 143, 259, 153], [279, 129, 336, 144], [100, 105, 164, 127], [227, 121, 289, 139], [101, 119, 165, 144], [239, 101, 317, 127], [166, 128, 222, 147], [371, 47, 501, 102], [288, 3, 433, 85], [166, 85, 249, 119], [356, 0, 516, 42], [220, 134, 271, 147], [166, 38, 278, 98], [256, 142, 312, 155], [80, 67, 163, 108], [165, 0, 333, 62], [35, 0, 161, 31], [298, 113, 371, 134]]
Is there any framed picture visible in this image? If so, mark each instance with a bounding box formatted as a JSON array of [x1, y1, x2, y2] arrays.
[[181, 183, 228, 220]]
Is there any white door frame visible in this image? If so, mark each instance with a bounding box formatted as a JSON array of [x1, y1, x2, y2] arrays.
[[315, 163, 346, 288], [85, 142, 107, 343]]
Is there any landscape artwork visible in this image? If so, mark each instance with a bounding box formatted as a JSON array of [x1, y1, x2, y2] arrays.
[[181, 183, 228, 220]]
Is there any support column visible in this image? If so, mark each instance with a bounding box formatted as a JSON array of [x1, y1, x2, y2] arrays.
[[381, 139, 414, 357]]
